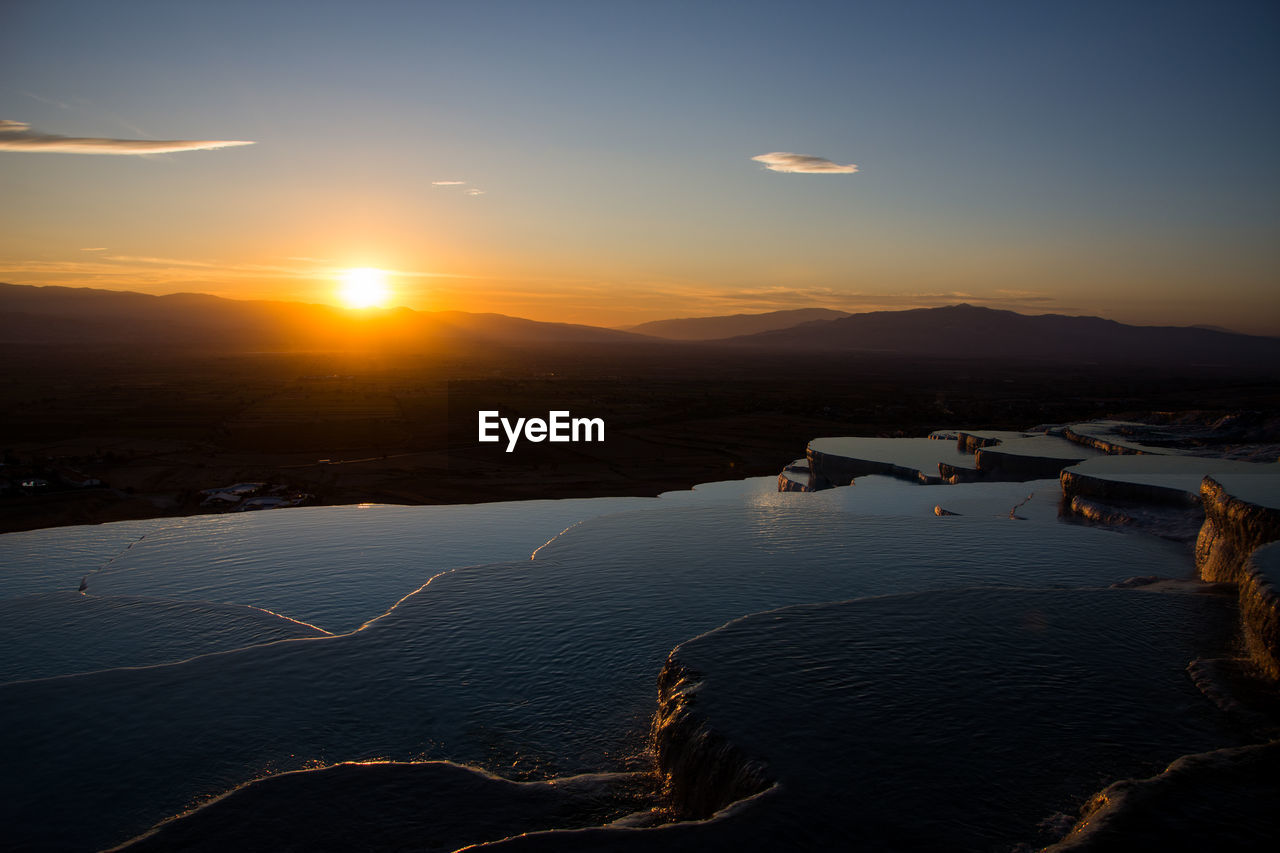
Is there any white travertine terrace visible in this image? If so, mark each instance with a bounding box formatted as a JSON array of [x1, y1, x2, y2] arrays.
[[1209, 470, 1280, 509], [964, 431, 1107, 460], [804, 430, 1107, 489], [790, 424, 1280, 690], [1062, 455, 1277, 503], [807, 436, 975, 476], [1064, 419, 1192, 455]]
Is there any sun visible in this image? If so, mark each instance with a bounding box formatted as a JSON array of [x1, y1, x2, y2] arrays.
[[338, 267, 391, 309]]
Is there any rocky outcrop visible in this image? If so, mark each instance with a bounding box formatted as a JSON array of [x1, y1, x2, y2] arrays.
[[1239, 543, 1280, 681], [1043, 740, 1280, 852], [1194, 476, 1280, 584], [1193, 477, 1280, 681], [651, 657, 773, 820]]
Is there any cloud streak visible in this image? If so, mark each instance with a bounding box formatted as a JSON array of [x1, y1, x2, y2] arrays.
[[1, 255, 474, 283], [751, 152, 858, 174], [433, 178, 486, 196], [0, 120, 254, 155]]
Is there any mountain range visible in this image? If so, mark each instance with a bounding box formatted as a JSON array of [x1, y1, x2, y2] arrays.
[[2, 283, 1277, 368], [622, 308, 848, 340], [0, 283, 643, 350], [716, 303, 1280, 366]]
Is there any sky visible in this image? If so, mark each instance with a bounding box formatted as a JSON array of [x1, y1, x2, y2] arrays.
[[1, 0, 1278, 333]]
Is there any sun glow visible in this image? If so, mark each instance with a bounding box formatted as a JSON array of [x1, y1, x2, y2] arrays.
[[338, 267, 391, 309]]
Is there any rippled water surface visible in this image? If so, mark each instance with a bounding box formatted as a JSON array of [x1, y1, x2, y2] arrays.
[[659, 587, 1240, 850], [0, 476, 1242, 851]]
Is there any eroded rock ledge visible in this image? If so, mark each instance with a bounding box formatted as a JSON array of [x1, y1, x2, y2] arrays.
[[1043, 740, 1280, 852], [651, 657, 773, 819], [1062, 423, 1149, 455], [1239, 542, 1280, 682], [1195, 475, 1280, 584], [1194, 476, 1280, 681], [807, 444, 943, 488], [1060, 466, 1200, 509]]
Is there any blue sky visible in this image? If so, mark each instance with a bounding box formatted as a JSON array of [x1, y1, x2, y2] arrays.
[[2, 0, 1277, 332]]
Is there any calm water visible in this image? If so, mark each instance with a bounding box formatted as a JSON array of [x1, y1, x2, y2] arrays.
[[0, 476, 1243, 851]]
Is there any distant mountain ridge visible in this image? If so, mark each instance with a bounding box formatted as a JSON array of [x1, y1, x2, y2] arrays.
[[717, 303, 1280, 367], [624, 308, 850, 340], [2, 285, 1275, 368], [0, 283, 650, 350]]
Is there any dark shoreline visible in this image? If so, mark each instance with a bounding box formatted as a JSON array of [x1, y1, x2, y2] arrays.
[[3, 343, 1277, 534]]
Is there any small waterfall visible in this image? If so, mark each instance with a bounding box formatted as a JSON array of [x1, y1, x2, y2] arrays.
[[650, 656, 773, 819]]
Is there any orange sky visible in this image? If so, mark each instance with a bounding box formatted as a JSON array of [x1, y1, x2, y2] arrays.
[[2, 2, 1278, 335]]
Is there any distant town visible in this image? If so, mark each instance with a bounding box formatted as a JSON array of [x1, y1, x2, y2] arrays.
[[1, 450, 313, 517]]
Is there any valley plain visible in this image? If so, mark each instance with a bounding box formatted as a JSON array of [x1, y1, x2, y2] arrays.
[[4, 337, 1276, 533]]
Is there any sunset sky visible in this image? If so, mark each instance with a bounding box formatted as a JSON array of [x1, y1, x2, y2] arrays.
[[2, 0, 1277, 333]]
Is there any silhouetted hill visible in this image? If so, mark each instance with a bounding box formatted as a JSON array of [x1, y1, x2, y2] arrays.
[[0, 283, 651, 351], [623, 308, 849, 340], [718, 304, 1280, 368], [5, 287, 1275, 370]]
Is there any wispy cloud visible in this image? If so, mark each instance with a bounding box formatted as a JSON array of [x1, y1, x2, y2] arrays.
[[21, 91, 73, 110], [433, 179, 486, 196], [751, 152, 858, 174], [0, 255, 474, 288], [0, 120, 254, 155]]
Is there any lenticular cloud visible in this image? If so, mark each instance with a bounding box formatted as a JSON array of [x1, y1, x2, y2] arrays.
[[751, 151, 858, 174], [0, 120, 254, 155]]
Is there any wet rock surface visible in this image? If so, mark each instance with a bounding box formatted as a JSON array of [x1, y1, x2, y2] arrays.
[[1043, 741, 1280, 853]]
